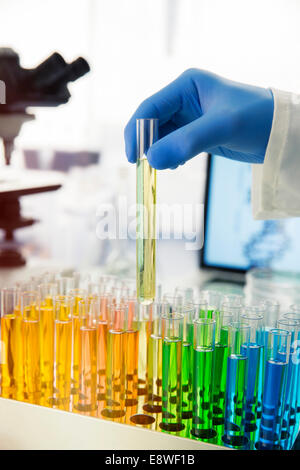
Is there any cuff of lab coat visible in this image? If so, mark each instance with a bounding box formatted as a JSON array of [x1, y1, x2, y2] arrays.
[[252, 88, 291, 219]]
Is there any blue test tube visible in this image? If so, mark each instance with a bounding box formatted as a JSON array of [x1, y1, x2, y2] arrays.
[[278, 317, 300, 449], [223, 322, 250, 449], [258, 328, 291, 450], [284, 311, 300, 447], [241, 308, 264, 447], [260, 299, 280, 361]]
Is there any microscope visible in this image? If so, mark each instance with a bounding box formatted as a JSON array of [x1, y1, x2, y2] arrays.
[[0, 48, 90, 266]]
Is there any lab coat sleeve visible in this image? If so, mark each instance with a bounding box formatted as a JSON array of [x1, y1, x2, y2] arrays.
[[252, 88, 300, 219]]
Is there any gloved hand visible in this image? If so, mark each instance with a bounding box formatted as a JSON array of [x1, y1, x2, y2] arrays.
[[124, 69, 274, 169]]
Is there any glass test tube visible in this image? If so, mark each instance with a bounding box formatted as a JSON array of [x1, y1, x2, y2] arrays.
[[133, 302, 153, 396], [96, 293, 110, 404], [160, 312, 185, 434], [191, 318, 217, 441], [223, 322, 250, 449], [21, 291, 41, 404], [283, 312, 300, 447], [192, 300, 208, 322], [212, 312, 233, 435], [101, 304, 127, 421], [38, 283, 57, 404], [53, 295, 73, 410], [69, 289, 86, 402], [261, 299, 280, 362], [76, 299, 97, 415], [179, 305, 196, 435], [200, 290, 220, 318], [125, 299, 139, 414], [258, 329, 291, 450], [136, 118, 158, 304], [240, 309, 264, 446], [57, 276, 75, 295], [277, 318, 300, 449], [174, 287, 194, 304], [145, 303, 164, 416], [220, 300, 242, 323], [1, 287, 23, 400], [163, 293, 183, 314]]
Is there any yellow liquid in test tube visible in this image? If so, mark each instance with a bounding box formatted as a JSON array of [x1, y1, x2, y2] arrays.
[[71, 292, 85, 398], [77, 326, 97, 414], [39, 305, 54, 405], [1, 312, 23, 400], [102, 330, 126, 422], [136, 157, 156, 304], [136, 119, 158, 304], [23, 305, 41, 405], [54, 301, 72, 410]]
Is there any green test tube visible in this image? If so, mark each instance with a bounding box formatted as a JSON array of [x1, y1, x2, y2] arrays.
[[160, 312, 185, 434], [191, 318, 217, 441]]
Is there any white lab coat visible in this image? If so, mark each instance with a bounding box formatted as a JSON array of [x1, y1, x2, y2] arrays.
[[252, 89, 300, 219]]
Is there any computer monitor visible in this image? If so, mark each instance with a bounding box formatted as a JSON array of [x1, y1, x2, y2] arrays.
[[201, 154, 300, 274]]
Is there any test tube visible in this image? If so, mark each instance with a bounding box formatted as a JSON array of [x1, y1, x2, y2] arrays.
[[53, 295, 73, 410], [96, 293, 110, 405], [223, 322, 250, 449], [163, 293, 183, 313], [124, 299, 139, 414], [220, 300, 243, 322], [38, 282, 58, 307], [212, 312, 233, 436], [57, 276, 75, 295], [101, 304, 127, 421], [76, 299, 98, 415], [221, 293, 244, 306], [191, 318, 217, 441], [261, 299, 280, 361], [160, 312, 185, 434], [258, 329, 291, 450], [277, 318, 300, 449], [200, 290, 220, 318], [21, 291, 41, 405], [69, 288, 86, 403], [240, 309, 264, 446], [133, 302, 153, 397], [179, 305, 196, 435], [145, 303, 164, 416], [38, 283, 57, 404], [192, 299, 208, 322], [136, 118, 158, 304], [1, 287, 23, 400], [283, 313, 300, 447], [174, 287, 194, 304]]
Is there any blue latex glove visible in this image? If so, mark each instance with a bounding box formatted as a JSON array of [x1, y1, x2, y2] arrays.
[[124, 69, 274, 169]]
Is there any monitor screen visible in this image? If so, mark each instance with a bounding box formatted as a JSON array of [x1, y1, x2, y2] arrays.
[[202, 154, 300, 272]]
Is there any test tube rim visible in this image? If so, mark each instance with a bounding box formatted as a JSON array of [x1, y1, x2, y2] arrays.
[[283, 311, 300, 320]]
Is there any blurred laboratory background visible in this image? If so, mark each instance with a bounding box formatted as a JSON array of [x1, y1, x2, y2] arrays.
[[0, 0, 300, 292]]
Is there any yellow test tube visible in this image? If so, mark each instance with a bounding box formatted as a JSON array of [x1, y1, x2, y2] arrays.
[[1, 287, 24, 400], [76, 299, 97, 415], [124, 299, 139, 422], [38, 283, 57, 406], [53, 295, 73, 410], [96, 294, 110, 412], [69, 288, 86, 403], [101, 303, 127, 422], [136, 118, 158, 304], [21, 291, 41, 405]]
